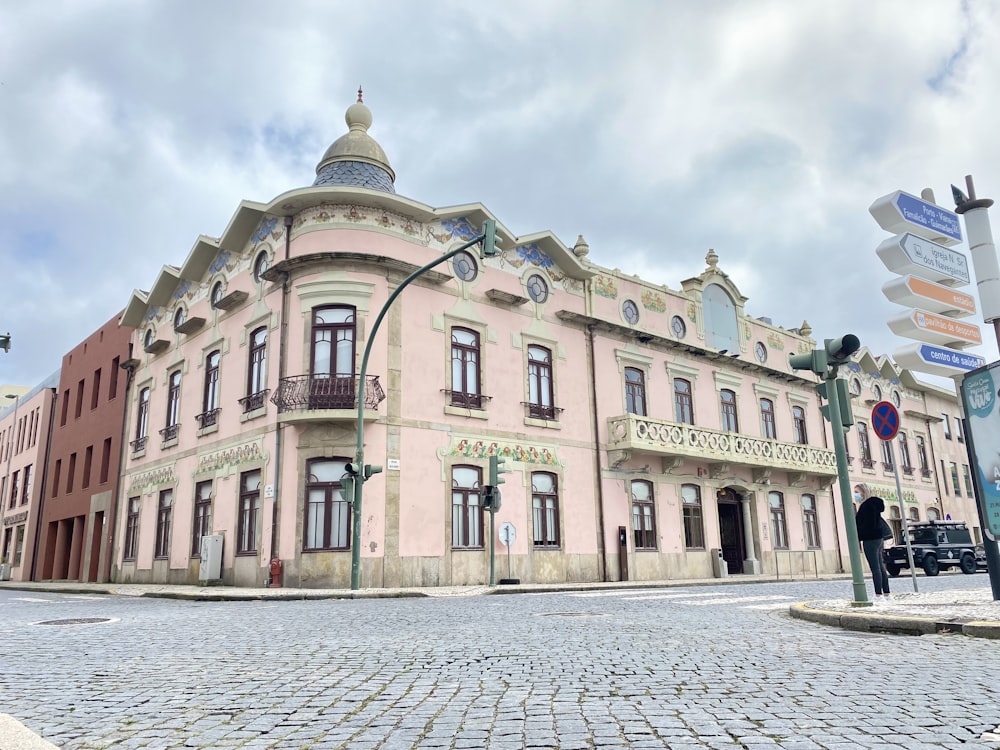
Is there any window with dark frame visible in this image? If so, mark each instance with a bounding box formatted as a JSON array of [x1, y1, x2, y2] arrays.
[[450, 327, 482, 408], [191, 480, 213, 557], [527, 345, 555, 419], [720, 389, 739, 432], [154, 489, 173, 559], [916, 435, 929, 474], [898, 432, 912, 473], [211, 281, 224, 307], [66, 453, 76, 494], [624, 367, 646, 416], [253, 251, 269, 283], [950, 462, 961, 495], [20, 465, 32, 506], [311, 306, 357, 409], [792, 405, 808, 444], [452, 465, 483, 549], [304, 458, 351, 551], [110, 356, 120, 400], [124, 497, 140, 561], [91, 368, 101, 410], [942, 413, 952, 439], [100, 437, 112, 485], [135, 387, 150, 449], [880, 438, 893, 470], [963, 464, 974, 496], [165, 371, 181, 430], [631, 480, 657, 550], [674, 378, 693, 425], [237, 469, 261, 555], [199, 350, 220, 427], [531, 472, 560, 547], [857, 422, 873, 467], [769, 491, 788, 549], [803, 494, 820, 548], [8, 470, 18, 509], [681, 484, 704, 549], [245, 326, 268, 412], [760, 398, 776, 439], [82, 445, 93, 489]]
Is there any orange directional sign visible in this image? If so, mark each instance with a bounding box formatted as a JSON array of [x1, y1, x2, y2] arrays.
[[882, 275, 976, 317], [887, 308, 982, 348]]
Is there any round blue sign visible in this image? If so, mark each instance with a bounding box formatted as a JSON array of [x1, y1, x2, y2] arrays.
[[871, 401, 900, 441]]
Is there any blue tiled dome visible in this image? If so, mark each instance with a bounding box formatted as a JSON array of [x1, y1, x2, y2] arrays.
[[314, 92, 396, 193]]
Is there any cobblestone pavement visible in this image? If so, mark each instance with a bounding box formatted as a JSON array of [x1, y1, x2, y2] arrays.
[[2, 576, 1000, 749]]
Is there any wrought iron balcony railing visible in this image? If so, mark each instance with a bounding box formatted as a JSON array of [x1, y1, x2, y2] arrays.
[[606, 414, 837, 476], [238, 390, 270, 414], [271, 374, 386, 413], [130, 436, 147, 454], [196, 408, 221, 429], [159, 424, 179, 442]]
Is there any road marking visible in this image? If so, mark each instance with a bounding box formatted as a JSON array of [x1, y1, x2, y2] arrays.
[[11, 597, 59, 603], [567, 589, 692, 598], [683, 595, 792, 606], [619, 593, 720, 601]]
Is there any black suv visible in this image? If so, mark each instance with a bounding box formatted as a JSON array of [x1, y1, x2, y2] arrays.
[[884, 521, 980, 577]]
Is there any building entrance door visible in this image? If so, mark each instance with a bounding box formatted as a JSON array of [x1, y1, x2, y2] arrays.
[[717, 489, 745, 574]]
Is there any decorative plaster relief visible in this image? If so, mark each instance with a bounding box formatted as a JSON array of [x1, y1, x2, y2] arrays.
[[129, 465, 176, 494], [641, 289, 666, 313], [444, 437, 561, 466], [594, 275, 618, 299], [195, 439, 267, 476]]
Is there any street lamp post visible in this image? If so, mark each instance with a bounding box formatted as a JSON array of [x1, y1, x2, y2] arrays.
[[348, 221, 499, 590]]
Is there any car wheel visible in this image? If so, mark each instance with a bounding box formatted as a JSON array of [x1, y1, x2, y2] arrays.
[[885, 562, 901, 577], [922, 555, 940, 576], [960, 554, 976, 574]]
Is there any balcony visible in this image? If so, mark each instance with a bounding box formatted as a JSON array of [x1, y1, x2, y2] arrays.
[[606, 414, 837, 479], [271, 374, 386, 424]]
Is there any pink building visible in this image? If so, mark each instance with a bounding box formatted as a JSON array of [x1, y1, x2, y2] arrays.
[[110, 97, 984, 589], [1, 375, 58, 581]]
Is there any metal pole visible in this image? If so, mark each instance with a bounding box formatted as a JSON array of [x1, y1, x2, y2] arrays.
[[350, 232, 488, 590], [489, 507, 496, 587], [825, 366, 870, 605], [887, 439, 918, 593]]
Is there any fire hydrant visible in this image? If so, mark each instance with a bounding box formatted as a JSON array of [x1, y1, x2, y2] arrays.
[[268, 557, 283, 588]]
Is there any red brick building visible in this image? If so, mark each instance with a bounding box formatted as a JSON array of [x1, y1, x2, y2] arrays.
[[36, 312, 133, 582]]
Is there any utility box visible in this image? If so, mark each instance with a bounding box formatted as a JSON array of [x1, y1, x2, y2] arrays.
[[710, 548, 729, 578], [199, 535, 224, 583]]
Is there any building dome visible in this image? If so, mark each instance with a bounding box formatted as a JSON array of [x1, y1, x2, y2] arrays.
[[313, 89, 396, 193]]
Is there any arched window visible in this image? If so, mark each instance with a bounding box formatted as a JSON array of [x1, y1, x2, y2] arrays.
[[527, 345, 554, 419], [703, 283, 739, 352], [244, 327, 268, 412], [304, 458, 351, 551], [681, 484, 704, 549], [311, 306, 356, 409], [452, 465, 483, 548], [769, 491, 788, 549], [674, 378, 693, 425], [531, 472, 560, 547], [631, 480, 657, 550], [760, 398, 776, 439], [792, 406, 808, 444], [450, 327, 482, 408], [625, 367, 646, 416], [720, 389, 739, 432]]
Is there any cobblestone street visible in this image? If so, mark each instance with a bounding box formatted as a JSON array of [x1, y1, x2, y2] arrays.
[[2, 577, 1000, 749]]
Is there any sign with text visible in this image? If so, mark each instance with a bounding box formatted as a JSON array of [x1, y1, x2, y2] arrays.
[[887, 308, 983, 348], [894, 343, 986, 378], [870, 190, 963, 245], [876, 233, 971, 286], [959, 363, 1000, 537], [882, 275, 976, 317]]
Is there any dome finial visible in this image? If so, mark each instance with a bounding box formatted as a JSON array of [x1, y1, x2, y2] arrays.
[[357, 86, 363, 104]]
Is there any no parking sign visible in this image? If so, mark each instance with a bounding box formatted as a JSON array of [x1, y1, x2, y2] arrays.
[[871, 401, 900, 441]]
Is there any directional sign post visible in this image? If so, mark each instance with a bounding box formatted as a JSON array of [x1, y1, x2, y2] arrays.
[[893, 343, 985, 378], [876, 233, 971, 286], [870, 190, 963, 246], [870, 401, 919, 593]]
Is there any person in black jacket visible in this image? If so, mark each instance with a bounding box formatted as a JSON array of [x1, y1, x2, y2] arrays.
[[855, 495, 892, 600]]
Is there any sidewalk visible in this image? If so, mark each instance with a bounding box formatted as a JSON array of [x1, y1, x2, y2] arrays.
[[4, 575, 1000, 638]]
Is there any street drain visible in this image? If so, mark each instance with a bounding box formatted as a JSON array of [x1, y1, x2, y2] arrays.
[[536, 612, 607, 618], [36, 618, 112, 626]]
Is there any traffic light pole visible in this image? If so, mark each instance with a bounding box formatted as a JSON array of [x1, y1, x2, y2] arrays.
[[824, 365, 871, 606], [350, 228, 492, 590]]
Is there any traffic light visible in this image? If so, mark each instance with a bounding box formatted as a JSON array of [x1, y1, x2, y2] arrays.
[[339, 473, 355, 503], [346, 462, 360, 477], [825, 335, 861, 364], [0, 333, 9, 353], [363, 464, 383, 480], [480, 219, 501, 258], [817, 379, 854, 428], [788, 349, 827, 375], [482, 485, 502, 513], [489, 454, 508, 487]]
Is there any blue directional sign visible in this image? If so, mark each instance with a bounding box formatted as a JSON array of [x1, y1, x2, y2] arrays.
[[871, 401, 900, 441], [870, 190, 963, 246], [893, 342, 986, 378]]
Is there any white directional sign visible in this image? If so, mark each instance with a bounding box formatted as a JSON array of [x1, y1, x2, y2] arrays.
[[882, 275, 976, 317], [876, 233, 971, 287], [870, 190, 963, 246], [894, 343, 986, 378], [887, 308, 983, 348]]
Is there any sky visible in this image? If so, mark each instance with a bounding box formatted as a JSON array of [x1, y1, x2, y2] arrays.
[[2, 0, 1000, 393]]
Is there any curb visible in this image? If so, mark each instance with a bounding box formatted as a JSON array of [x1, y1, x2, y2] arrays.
[[789, 602, 1000, 639]]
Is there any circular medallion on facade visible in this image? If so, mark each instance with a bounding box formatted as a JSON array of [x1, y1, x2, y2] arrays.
[[754, 341, 767, 363], [622, 299, 640, 325], [671, 315, 686, 339], [526, 274, 549, 303], [453, 251, 478, 282]]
